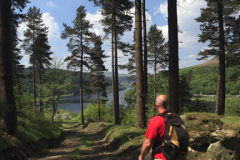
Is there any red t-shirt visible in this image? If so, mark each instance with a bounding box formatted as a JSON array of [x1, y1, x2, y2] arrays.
[[145, 115, 166, 160]]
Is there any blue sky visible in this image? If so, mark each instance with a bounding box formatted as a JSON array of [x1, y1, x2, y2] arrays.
[[18, 0, 212, 74]]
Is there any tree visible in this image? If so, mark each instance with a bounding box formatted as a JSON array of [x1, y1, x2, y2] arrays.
[[90, 0, 133, 124], [135, 0, 145, 128], [195, 0, 240, 115], [61, 5, 94, 125], [168, 0, 179, 114], [22, 6, 47, 112], [39, 58, 70, 122], [35, 33, 53, 113], [147, 24, 168, 113], [0, 0, 17, 135], [142, 0, 148, 125], [89, 36, 109, 121]]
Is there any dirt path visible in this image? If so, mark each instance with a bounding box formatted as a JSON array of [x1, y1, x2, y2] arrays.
[[27, 122, 83, 160], [27, 122, 140, 160]]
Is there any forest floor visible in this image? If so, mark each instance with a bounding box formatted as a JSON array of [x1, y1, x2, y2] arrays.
[[27, 121, 141, 160]]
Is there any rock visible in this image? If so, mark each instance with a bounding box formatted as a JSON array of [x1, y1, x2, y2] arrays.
[[207, 141, 222, 152], [207, 141, 237, 160], [219, 129, 237, 138]]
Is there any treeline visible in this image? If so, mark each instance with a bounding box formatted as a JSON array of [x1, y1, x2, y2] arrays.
[[21, 68, 131, 95], [125, 63, 240, 101], [180, 65, 240, 95]]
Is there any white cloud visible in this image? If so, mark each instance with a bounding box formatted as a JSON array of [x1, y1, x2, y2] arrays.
[[188, 54, 196, 58], [155, 0, 207, 50], [47, 1, 56, 8], [86, 10, 104, 37], [42, 13, 60, 39], [157, 25, 168, 41]]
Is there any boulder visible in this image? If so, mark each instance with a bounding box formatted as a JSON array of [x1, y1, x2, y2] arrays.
[[207, 141, 237, 160]]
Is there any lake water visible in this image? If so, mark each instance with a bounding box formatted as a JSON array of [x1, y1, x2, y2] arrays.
[[57, 87, 132, 113]]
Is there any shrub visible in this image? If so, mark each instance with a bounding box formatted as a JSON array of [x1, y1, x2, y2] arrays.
[[225, 97, 240, 116], [181, 95, 209, 113]]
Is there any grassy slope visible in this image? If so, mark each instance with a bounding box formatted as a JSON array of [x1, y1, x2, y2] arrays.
[[0, 111, 63, 152]]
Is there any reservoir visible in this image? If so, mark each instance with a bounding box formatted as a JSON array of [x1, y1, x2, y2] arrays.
[[57, 87, 132, 113]]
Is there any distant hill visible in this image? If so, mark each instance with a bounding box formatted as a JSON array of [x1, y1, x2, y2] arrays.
[[191, 58, 219, 67]]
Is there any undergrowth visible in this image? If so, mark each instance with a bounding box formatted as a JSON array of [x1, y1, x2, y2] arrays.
[[0, 110, 63, 152]]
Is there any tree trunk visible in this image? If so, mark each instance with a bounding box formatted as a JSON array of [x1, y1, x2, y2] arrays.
[[52, 102, 56, 122], [215, 73, 220, 113], [142, 0, 147, 124], [168, 0, 179, 114], [33, 53, 36, 112], [98, 90, 100, 121], [111, 22, 115, 123], [154, 54, 156, 113], [39, 74, 43, 113], [113, 0, 119, 124], [0, 0, 17, 135], [216, 0, 225, 116], [80, 33, 84, 125], [135, 0, 145, 128]]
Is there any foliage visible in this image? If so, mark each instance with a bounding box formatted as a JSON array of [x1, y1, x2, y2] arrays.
[[195, 0, 240, 60], [225, 97, 240, 116], [38, 57, 71, 121], [0, 109, 62, 151], [181, 95, 210, 113], [83, 98, 108, 121]]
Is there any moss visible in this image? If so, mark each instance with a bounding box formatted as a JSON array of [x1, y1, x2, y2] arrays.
[[184, 112, 223, 138]]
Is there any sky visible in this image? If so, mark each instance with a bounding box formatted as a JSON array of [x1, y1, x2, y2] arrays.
[[18, 0, 211, 74]]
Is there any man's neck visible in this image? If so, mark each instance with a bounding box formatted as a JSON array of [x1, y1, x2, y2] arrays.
[[158, 107, 167, 113]]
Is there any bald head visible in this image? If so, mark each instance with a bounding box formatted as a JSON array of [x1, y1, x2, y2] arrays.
[[155, 95, 168, 108]]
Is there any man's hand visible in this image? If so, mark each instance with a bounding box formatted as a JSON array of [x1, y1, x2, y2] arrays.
[[138, 155, 144, 160]]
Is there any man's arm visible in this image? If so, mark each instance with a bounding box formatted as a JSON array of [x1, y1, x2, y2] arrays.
[[138, 138, 153, 160]]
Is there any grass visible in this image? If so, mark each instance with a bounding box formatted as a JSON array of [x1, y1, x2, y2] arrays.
[[0, 110, 63, 152]]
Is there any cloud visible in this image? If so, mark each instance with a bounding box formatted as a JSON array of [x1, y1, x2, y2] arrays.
[[47, 1, 56, 8], [42, 13, 60, 39], [188, 54, 196, 58], [86, 10, 104, 37], [155, 0, 207, 50]]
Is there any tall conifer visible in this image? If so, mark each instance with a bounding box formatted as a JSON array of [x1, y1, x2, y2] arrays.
[[22, 6, 46, 112], [61, 5, 94, 125]]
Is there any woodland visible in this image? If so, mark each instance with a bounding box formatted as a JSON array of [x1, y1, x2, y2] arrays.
[[1, 0, 240, 159]]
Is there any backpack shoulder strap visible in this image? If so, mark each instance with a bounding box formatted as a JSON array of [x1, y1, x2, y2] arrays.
[[158, 110, 172, 119]]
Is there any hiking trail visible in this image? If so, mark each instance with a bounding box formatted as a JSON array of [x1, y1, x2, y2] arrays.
[[27, 122, 140, 160]]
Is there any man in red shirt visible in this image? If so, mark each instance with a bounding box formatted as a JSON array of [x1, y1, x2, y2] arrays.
[[139, 94, 168, 160]]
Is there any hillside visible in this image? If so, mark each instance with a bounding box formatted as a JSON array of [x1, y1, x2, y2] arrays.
[[21, 69, 132, 95], [125, 60, 240, 100], [191, 57, 219, 67]]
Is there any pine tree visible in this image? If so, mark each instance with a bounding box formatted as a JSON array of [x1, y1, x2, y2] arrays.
[[61, 5, 94, 125], [135, 0, 145, 128], [35, 32, 53, 113], [147, 24, 168, 113], [168, 0, 179, 114], [195, 0, 240, 115], [142, 0, 148, 122], [0, 0, 16, 135], [89, 36, 109, 121], [22, 6, 47, 112], [90, 0, 133, 124]]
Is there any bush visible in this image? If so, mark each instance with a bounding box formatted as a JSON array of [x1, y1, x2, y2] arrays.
[[83, 98, 108, 121], [225, 97, 240, 116], [181, 95, 209, 113]]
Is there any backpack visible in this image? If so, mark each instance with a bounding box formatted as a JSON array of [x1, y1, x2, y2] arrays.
[[152, 111, 189, 160]]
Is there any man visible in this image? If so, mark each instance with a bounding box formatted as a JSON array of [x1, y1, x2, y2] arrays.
[[138, 95, 168, 160], [139, 95, 187, 160]]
